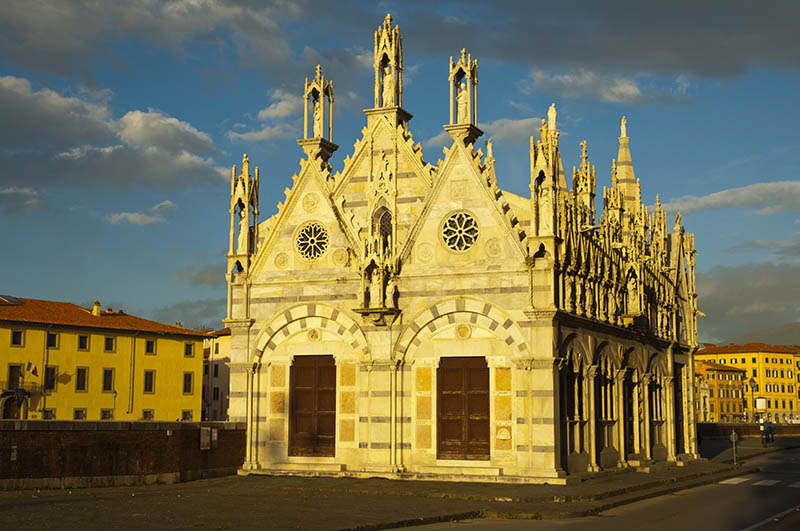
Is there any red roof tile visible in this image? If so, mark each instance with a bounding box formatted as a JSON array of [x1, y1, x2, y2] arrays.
[[0, 297, 207, 337], [695, 360, 746, 372], [209, 327, 231, 337], [696, 343, 799, 356]]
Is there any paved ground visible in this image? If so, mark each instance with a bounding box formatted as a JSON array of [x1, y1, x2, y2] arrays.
[[0, 436, 798, 531]]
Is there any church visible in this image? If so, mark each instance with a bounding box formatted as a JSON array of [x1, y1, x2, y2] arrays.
[[224, 15, 700, 483]]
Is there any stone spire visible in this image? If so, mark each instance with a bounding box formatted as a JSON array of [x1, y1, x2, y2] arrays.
[[616, 116, 639, 209], [299, 64, 337, 163], [228, 153, 260, 274], [443, 47, 482, 146], [374, 13, 403, 109]]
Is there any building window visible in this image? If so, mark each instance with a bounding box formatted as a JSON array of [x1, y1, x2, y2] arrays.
[[41, 408, 55, 420], [213, 364, 219, 378], [77, 335, 89, 350], [710, 403, 714, 412], [73, 408, 87, 420], [46, 332, 58, 349], [752, 369, 757, 377], [214, 343, 219, 354], [204, 364, 209, 376], [791, 401, 794, 410], [104, 337, 115, 352], [44, 366, 57, 391], [781, 370, 785, 378], [741, 358, 746, 364], [145, 339, 156, 355], [7, 364, 22, 389], [213, 387, 219, 400], [11, 330, 24, 347], [731, 359, 736, 364], [100, 409, 114, 420], [752, 357, 756, 363], [102, 368, 114, 392], [183, 372, 193, 394], [768, 399, 772, 408], [782, 400, 786, 409], [782, 384, 786, 393], [142, 409, 154, 421], [181, 410, 193, 421], [76, 367, 88, 392], [143, 370, 155, 394], [184, 343, 194, 357]]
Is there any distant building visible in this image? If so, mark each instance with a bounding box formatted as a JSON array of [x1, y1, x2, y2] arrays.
[[693, 360, 746, 422], [695, 343, 798, 423], [0, 295, 205, 421], [202, 327, 230, 421]]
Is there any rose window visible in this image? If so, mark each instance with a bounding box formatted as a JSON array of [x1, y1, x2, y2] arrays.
[[296, 222, 329, 260], [441, 211, 479, 252]]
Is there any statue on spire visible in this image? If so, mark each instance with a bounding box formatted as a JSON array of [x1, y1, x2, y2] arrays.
[[620, 116, 627, 138], [374, 13, 403, 109]]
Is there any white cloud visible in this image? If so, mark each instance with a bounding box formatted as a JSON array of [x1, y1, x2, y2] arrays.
[[0, 187, 44, 213], [107, 212, 165, 226], [152, 200, 177, 213], [479, 117, 542, 144], [256, 89, 301, 121], [661, 181, 800, 215], [0, 75, 223, 189], [526, 69, 691, 105], [726, 239, 800, 258], [227, 123, 297, 142], [117, 110, 216, 154], [423, 130, 451, 149], [107, 199, 178, 226]]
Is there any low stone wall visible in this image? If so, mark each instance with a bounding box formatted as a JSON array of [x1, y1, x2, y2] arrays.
[[0, 420, 245, 490], [698, 422, 800, 439]]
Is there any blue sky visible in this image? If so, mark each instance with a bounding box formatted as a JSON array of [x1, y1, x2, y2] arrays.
[[1, 1, 799, 342]]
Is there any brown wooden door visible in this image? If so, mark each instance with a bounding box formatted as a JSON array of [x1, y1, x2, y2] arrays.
[[437, 356, 490, 460], [289, 355, 336, 456]]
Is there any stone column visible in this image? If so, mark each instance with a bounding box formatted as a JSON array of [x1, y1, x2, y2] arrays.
[[586, 365, 599, 471], [641, 374, 652, 461], [664, 375, 676, 461], [244, 364, 255, 469], [615, 369, 626, 465]]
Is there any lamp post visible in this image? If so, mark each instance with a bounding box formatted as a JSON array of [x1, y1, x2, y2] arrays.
[[112, 390, 118, 420], [748, 377, 756, 423]]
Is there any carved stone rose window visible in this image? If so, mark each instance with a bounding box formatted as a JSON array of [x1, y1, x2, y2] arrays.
[[441, 211, 479, 252], [296, 222, 329, 260]]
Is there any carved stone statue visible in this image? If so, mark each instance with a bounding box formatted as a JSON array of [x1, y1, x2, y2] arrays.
[[237, 205, 249, 254], [386, 275, 397, 309], [456, 82, 468, 123], [620, 116, 627, 137], [627, 275, 638, 314], [369, 267, 384, 308], [382, 65, 394, 107], [547, 103, 557, 131], [312, 94, 323, 138]]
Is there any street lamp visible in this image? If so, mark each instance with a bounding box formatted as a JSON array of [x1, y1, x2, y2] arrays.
[[748, 378, 757, 423]]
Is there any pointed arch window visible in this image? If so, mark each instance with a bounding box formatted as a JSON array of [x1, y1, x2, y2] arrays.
[[379, 210, 392, 249]]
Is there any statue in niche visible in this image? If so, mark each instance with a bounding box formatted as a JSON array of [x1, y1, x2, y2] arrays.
[[627, 275, 639, 314], [538, 181, 553, 234], [381, 64, 394, 107], [564, 275, 575, 313], [456, 81, 468, 123], [237, 203, 248, 254], [607, 287, 616, 321], [369, 267, 384, 308], [386, 275, 398, 309], [312, 93, 323, 138]]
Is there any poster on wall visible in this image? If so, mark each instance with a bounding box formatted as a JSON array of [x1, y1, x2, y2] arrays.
[[200, 426, 211, 450]]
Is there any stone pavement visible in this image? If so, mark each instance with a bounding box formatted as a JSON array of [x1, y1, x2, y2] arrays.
[[1, 438, 799, 531]]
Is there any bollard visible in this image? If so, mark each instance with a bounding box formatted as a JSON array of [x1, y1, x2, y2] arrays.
[[730, 430, 739, 466]]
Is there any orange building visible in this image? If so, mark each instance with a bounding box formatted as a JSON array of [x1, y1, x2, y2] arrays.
[[696, 343, 798, 423], [694, 360, 746, 423]]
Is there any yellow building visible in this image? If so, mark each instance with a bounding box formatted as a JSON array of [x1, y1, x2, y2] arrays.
[[696, 343, 797, 423], [694, 360, 746, 423], [0, 295, 205, 421], [202, 327, 231, 421]]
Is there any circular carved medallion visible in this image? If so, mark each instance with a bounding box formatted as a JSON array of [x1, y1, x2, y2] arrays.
[[485, 237, 503, 258], [302, 192, 320, 213], [274, 252, 289, 269], [332, 247, 349, 267], [307, 329, 320, 342], [441, 211, 479, 252], [456, 325, 472, 339], [416, 242, 434, 263], [295, 222, 329, 261]]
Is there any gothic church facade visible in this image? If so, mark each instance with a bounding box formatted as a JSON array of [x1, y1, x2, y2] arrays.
[[225, 15, 700, 483]]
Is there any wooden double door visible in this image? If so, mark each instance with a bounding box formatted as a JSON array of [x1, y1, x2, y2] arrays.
[[289, 355, 336, 456], [437, 357, 490, 460]]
